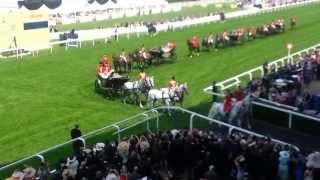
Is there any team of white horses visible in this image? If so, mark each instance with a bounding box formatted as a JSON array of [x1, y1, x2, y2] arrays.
[[122, 75, 253, 129], [208, 94, 253, 129], [122, 76, 188, 109]]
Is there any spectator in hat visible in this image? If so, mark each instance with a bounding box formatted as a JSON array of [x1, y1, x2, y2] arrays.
[[205, 165, 217, 180], [36, 161, 50, 180]]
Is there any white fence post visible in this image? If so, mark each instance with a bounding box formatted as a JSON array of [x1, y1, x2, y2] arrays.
[[289, 113, 293, 128], [189, 113, 196, 130], [142, 113, 150, 132], [151, 109, 160, 132]]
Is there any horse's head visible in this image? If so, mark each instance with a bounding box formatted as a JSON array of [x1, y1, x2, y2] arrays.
[[145, 76, 155, 89], [178, 83, 188, 95]]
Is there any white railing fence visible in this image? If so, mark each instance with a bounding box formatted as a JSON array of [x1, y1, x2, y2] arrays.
[[0, 106, 296, 178], [203, 43, 320, 95], [202, 43, 320, 130], [1, 0, 318, 60], [253, 101, 320, 129]]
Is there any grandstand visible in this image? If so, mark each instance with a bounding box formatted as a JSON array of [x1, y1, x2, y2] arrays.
[[1, 0, 320, 179]]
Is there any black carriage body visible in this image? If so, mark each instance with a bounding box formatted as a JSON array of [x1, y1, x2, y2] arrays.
[[95, 76, 129, 97]]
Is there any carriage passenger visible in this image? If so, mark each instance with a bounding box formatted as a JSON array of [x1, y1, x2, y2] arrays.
[[237, 27, 244, 37], [270, 21, 276, 29], [263, 24, 269, 32], [279, 18, 284, 26], [120, 48, 127, 63], [162, 41, 175, 53], [167, 41, 175, 50], [222, 31, 229, 41], [139, 44, 148, 59], [207, 34, 214, 44]]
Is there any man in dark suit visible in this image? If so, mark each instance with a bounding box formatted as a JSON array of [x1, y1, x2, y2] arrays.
[[71, 124, 81, 139], [70, 124, 83, 157]]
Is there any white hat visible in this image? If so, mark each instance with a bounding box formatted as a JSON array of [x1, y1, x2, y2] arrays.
[[307, 152, 320, 169]]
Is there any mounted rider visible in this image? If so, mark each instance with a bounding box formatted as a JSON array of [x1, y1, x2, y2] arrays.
[[120, 48, 128, 63], [167, 76, 178, 98], [137, 68, 147, 89], [138, 68, 147, 80], [290, 16, 297, 29], [190, 35, 199, 49]]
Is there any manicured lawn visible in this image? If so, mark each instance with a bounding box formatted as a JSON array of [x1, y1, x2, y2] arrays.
[[57, 3, 237, 31], [0, 2, 320, 171]]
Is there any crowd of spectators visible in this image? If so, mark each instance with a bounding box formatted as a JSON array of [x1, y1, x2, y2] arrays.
[[229, 48, 320, 114], [6, 128, 320, 180]]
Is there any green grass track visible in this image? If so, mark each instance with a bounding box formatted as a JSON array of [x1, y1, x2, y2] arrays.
[[0, 3, 320, 165]]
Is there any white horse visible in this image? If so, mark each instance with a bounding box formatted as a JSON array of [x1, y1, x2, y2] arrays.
[[147, 83, 188, 108], [122, 76, 154, 108], [208, 95, 252, 129]]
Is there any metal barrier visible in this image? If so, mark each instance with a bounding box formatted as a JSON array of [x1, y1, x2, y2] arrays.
[[203, 43, 320, 95], [0, 106, 297, 179], [202, 43, 320, 132], [252, 101, 320, 129]]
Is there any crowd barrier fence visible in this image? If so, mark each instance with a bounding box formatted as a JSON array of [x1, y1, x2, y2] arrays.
[[0, 106, 296, 179]]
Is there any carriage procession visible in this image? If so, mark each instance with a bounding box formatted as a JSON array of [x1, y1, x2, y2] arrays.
[[94, 41, 186, 108], [95, 16, 297, 110], [188, 17, 296, 56]]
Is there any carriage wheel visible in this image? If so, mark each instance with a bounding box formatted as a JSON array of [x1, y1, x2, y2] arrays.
[[94, 79, 100, 92], [171, 52, 177, 61]]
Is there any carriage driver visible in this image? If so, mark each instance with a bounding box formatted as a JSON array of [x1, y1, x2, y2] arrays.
[[138, 68, 146, 81], [120, 48, 127, 63]]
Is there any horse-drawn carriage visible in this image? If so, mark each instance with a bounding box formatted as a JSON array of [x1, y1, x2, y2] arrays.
[[95, 73, 129, 98], [149, 47, 177, 63]]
